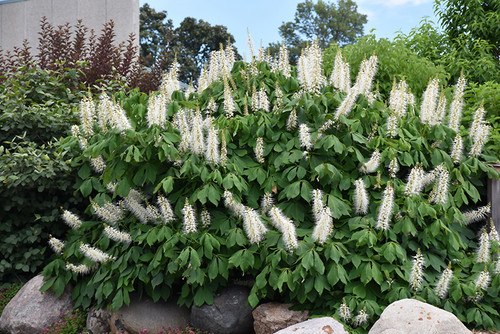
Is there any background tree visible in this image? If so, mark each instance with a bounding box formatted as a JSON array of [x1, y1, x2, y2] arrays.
[[171, 17, 240, 84], [398, 0, 500, 84], [269, 0, 367, 63], [435, 0, 500, 60], [140, 3, 173, 66]]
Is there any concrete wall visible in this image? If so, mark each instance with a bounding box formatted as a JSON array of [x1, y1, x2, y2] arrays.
[[488, 164, 500, 233], [0, 0, 139, 52]]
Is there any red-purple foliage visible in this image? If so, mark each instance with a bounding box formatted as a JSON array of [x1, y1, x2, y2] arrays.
[[0, 17, 172, 92]]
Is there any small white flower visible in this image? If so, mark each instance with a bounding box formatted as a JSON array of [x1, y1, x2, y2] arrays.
[[448, 74, 466, 132], [489, 219, 499, 243], [205, 120, 220, 165], [409, 249, 425, 291], [475, 268, 491, 291], [260, 193, 274, 214], [433, 166, 449, 205], [181, 198, 197, 234], [66, 262, 92, 275], [311, 189, 324, 222], [201, 208, 211, 228], [223, 190, 246, 218], [243, 208, 268, 244], [79, 95, 95, 137], [360, 150, 381, 174], [124, 196, 151, 224], [405, 164, 424, 196], [476, 229, 490, 263], [90, 155, 107, 174], [255, 137, 265, 163], [386, 113, 398, 138], [339, 299, 351, 323], [287, 109, 298, 131], [353, 179, 369, 215], [62, 210, 83, 229], [146, 93, 167, 128], [376, 184, 394, 230], [157, 195, 175, 224], [461, 203, 491, 225], [299, 124, 313, 151], [223, 77, 236, 118], [190, 110, 205, 155], [269, 206, 298, 252], [80, 242, 115, 263], [450, 134, 463, 164], [388, 157, 399, 178], [220, 134, 227, 166], [48, 235, 64, 255], [353, 307, 369, 327], [90, 199, 123, 225], [435, 266, 453, 299], [469, 123, 490, 158], [420, 77, 440, 125], [312, 207, 333, 244], [103, 224, 132, 244]]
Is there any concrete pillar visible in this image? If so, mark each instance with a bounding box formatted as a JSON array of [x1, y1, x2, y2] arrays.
[[487, 163, 500, 233]]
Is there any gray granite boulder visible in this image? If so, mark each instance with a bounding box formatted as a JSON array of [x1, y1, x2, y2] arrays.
[[86, 307, 111, 334], [275, 317, 349, 334], [109, 294, 190, 334], [190, 286, 253, 334], [0, 274, 73, 334], [369, 299, 472, 334], [252, 302, 309, 334]]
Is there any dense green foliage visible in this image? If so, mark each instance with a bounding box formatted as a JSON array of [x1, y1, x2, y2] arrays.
[[0, 283, 23, 317], [41, 45, 500, 333], [0, 66, 86, 283], [323, 35, 449, 99]]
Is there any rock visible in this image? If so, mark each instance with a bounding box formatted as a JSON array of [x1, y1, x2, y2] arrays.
[[0, 274, 73, 334], [86, 307, 111, 334], [190, 286, 253, 334], [109, 295, 190, 334], [368, 299, 472, 334], [252, 302, 310, 334], [275, 317, 349, 334]]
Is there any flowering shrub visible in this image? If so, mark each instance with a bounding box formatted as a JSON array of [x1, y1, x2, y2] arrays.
[[42, 41, 500, 332]]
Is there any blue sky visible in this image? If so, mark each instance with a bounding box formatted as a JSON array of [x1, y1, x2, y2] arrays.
[[140, 0, 439, 55]]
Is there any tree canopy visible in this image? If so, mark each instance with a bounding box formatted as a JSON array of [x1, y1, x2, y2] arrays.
[[271, 0, 367, 63], [139, 3, 173, 66], [140, 4, 239, 84], [171, 17, 239, 84]]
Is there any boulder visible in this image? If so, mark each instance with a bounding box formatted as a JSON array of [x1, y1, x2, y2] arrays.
[[109, 295, 190, 334], [252, 302, 309, 334], [368, 299, 472, 334], [86, 307, 111, 334], [190, 286, 253, 334], [0, 274, 73, 334], [275, 317, 349, 334]]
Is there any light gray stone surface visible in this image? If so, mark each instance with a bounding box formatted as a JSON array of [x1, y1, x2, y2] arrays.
[[86, 307, 111, 334], [0, 274, 73, 334], [368, 299, 472, 334], [190, 286, 254, 334], [274, 317, 349, 334], [253, 302, 310, 334], [109, 295, 190, 334]]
